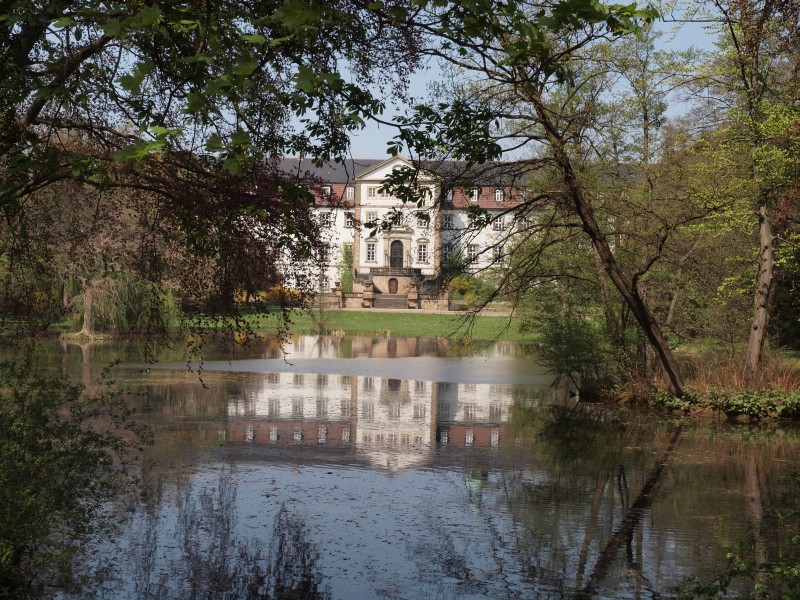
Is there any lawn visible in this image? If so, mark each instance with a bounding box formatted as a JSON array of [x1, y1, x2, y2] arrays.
[[246, 308, 534, 341]]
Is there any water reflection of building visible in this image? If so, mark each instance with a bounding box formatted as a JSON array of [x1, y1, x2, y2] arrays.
[[226, 373, 525, 471]]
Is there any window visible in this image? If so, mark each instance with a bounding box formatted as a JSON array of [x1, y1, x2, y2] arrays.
[[366, 211, 378, 225], [413, 403, 426, 418], [366, 242, 376, 262], [318, 427, 327, 444], [362, 401, 374, 419], [392, 212, 402, 226], [468, 244, 479, 262], [441, 212, 453, 229], [465, 429, 474, 446], [495, 188, 504, 203], [416, 214, 429, 227], [319, 212, 332, 227], [491, 429, 500, 447], [346, 186, 354, 199], [445, 189, 453, 203], [492, 216, 503, 230], [345, 213, 354, 228], [318, 245, 330, 263], [417, 243, 428, 263], [268, 398, 280, 417], [321, 185, 331, 198], [269, 427, 278, 442], [379, 187, 390, 197], [493, 245, 504, 261], [469, 188, 479, 202], [368, 187, 377, 198], [442, 243, 452, 262]]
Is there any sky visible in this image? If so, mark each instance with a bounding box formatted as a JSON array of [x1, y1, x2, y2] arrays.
[[345, 16, 718, 159]]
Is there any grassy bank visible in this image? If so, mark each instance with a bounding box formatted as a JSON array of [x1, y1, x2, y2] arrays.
[[243, 308, 534, 341]]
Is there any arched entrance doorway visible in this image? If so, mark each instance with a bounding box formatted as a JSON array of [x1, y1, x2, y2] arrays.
[[390, 240, 404, 268], [388, 277, 398, 294]]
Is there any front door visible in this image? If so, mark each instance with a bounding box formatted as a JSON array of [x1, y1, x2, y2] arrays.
[[388, 278, 398, 294], [390, 240, 403, 268]]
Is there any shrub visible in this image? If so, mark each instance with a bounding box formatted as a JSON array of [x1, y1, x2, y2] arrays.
[[0, 362, 150, 598]]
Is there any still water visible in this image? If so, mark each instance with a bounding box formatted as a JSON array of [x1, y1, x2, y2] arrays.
[[42, 334, 800, 599]]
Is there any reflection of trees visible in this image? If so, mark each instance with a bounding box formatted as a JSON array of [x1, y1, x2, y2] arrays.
[[505, 402, 682, 594], [107, 473, 331, 599]]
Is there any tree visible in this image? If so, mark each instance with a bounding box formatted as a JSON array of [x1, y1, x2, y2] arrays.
[[0, 362, 150, 598], [388, 1, 714, 396], [1, 0, 425, 326], [701, 0, 800, 386]]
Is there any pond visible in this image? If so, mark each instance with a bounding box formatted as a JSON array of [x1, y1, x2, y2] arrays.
[[40, 334, 800, 599]]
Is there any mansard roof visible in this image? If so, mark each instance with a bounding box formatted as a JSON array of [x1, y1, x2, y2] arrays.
[[278, 155, 533, 209], [277, 157, 384, 184]]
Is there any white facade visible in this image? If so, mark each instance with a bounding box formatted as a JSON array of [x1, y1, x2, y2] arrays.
[[283, 155, 520, 293]]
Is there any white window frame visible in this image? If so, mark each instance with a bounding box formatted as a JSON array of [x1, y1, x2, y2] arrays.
[[469, 188, 479, 202], [366, 242, 376, 262], [492, 216, 503, 231], [495, 188, 504, 203], [319, 212, 332, 227], [321, 185, 332, 198], [468, 244, 479, 262], [417, 243, 428, 264], [366, 211, 378, 225], [346, 186, 354, 199], [441, 212, 453, 229], [368, 187, 377, 198], [345, 213, 354, 228]]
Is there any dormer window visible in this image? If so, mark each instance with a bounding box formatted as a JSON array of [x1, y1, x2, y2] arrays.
[[346, 186, 354, 199], [469, 188, 479, 202], [445, 189, 453, 203], [495, 188, 504, 203], [321, 185, 331, 198]]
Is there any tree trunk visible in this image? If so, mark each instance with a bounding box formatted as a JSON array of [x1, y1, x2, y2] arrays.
[[79, 284, 94, 336], [743, 204, 775, 388], [534, 99, 686, 396]]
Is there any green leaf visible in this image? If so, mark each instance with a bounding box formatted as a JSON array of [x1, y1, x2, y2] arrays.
[[231, 128, 251, 146], [223, 156, 244, 176], [103, 19, 122, 37], [294, 65, 316, 93], [241, 33, 267, 44], [114, 139, 165, 162], [52, 16, 76, 29], [233, 56, 258, 75]]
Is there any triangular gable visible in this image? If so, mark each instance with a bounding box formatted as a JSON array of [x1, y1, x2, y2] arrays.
[[355, 155, 438, 183]]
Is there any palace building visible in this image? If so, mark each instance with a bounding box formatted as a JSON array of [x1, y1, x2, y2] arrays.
[[279, 155, 523, 308]]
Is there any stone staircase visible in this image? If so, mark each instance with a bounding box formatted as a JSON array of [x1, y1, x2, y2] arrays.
[[373, 294, 408, 309]]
